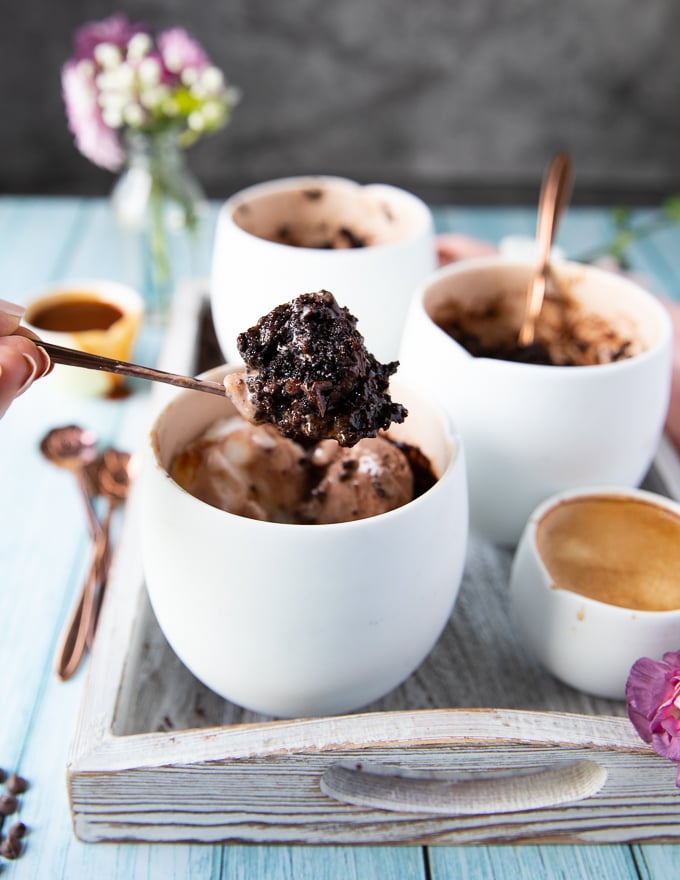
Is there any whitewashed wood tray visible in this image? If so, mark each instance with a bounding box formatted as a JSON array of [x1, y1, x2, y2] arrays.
[[68, 281, 680, 845]]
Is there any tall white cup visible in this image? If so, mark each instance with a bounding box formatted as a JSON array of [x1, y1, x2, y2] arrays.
[[210, 176, 436, 364]]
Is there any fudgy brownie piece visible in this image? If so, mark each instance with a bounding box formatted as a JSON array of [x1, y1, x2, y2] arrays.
[[235, 290, 407, 446]]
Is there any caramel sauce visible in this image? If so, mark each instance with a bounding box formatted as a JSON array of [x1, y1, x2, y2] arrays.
[[536, 496, 680, 612], [30, 298, 123, 332]]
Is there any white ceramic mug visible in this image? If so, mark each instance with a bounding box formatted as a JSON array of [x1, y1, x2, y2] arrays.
[[23, 279, 144, 397], [141, 368, 468, 718], [398, 257, 673, 545], [510, 486, 680, 699], [210, 176, 436, 364]]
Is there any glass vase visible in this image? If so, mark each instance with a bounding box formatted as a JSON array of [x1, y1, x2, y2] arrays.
[[111, 129, 206, 320]]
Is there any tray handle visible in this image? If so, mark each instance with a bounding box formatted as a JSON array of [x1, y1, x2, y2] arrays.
[[320, 759, 607, 815]]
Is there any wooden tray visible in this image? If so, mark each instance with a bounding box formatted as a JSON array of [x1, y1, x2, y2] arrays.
[[68, 281, 680, 845]]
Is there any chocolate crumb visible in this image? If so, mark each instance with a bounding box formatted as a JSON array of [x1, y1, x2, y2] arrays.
[[302, 188, 323, 200], [337, 227, 367, 248]]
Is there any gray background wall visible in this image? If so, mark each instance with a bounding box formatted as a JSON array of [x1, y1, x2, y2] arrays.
[[3, 0, 680, 203]]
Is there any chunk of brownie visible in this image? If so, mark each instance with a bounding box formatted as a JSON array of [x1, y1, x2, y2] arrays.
[[235, 290, 407, 446]]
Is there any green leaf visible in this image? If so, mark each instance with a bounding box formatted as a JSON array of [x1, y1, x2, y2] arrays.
[[662, 195, 680, 223]]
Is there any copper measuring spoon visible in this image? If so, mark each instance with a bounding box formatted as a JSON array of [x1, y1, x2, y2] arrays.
[[518, 152, 573, 347], [36, 341, 227, 397]]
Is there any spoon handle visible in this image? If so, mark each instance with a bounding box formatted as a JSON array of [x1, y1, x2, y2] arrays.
[[518, 152, 573, 347], [54, 534, 106, 681], [36, 341, 227, 398]]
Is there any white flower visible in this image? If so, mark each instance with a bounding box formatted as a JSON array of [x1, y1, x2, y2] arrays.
[[94, 42, 122, 70], [181, 67, 199, 87], [122, 103, 146, 127], [200, 66, 224, 94], [188, 111, 205, 132], [140, 85, 170, 110], [127, 32, 152, 61], [201, 100, 223, 125], [102, 106, 124, 128], [138, 56, 161, 87]]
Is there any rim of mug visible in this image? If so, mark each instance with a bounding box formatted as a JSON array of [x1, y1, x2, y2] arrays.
[[217, 175, 434, 253]]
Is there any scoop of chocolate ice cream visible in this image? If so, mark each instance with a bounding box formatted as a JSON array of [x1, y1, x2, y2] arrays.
[[299, 437, 414, 524], [229, 290, 407, 447], [170, 418, 309, 522]]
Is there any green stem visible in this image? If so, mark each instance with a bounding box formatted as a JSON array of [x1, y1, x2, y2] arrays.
[[574, 210, 679, 265], [149, 173, 171, 289]]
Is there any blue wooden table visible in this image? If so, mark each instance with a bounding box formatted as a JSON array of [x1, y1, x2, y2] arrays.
[[1, 196, 679, 878]]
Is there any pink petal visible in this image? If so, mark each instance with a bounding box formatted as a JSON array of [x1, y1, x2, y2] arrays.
[[157, 28, 210, 72]]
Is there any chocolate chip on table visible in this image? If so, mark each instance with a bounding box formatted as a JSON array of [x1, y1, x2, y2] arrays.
[[0, 834, 22, 859], [6, 774, 28, 796], [8, 821, 26, 840], [0, 795, 18, 816], [0, 767, 29, 861]]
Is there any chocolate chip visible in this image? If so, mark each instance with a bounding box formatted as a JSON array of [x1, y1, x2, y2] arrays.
[[0, 834, 21, 859], [8, 822, 26, 840], [6, 774, 28, 796], [0, 795, 18, 816]]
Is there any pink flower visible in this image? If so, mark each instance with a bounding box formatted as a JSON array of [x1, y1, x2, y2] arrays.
[[157, 28, 210, 73], [626, 649, 680, 785], [73, 14, 145, 61], [61, 60, 124, 171]]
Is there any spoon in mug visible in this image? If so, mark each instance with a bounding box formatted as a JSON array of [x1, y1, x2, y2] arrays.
[[518, 151, 573, 347]]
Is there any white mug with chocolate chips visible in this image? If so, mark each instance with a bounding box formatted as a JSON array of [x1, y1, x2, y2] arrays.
[[399, 256, 673, 545], [210, 176, 436, 364]]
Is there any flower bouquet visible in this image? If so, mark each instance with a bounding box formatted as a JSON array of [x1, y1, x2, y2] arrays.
[[62, 14, 239, 314]]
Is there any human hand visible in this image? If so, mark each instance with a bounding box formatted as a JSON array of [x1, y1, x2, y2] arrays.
[[0, 299, 51, 418]]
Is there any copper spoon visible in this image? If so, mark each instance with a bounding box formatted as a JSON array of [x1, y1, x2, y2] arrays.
[[84, 448, 134, 648], [518, 152, 573, 347], [53, 449, 134, 679], [35, 341, 227, 397], [40, 426, 101, 542], [40, 426, 106, 680]]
